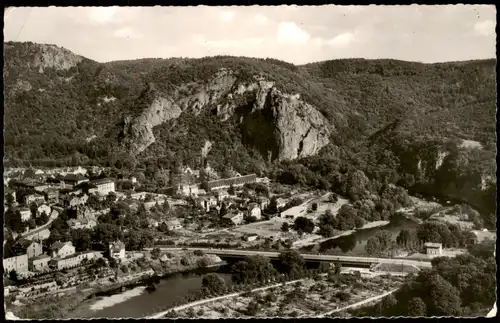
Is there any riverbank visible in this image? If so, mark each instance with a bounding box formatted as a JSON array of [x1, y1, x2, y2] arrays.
[[159, 272, 405, 318], [6, 251, 225, 320], [294, 220, 390, 249]]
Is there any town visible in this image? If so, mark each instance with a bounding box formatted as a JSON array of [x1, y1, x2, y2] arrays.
[[3, 161, 496, 319]]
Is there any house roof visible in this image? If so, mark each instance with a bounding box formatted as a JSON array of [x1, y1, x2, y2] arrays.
[[32, 254, 51, 261], [90, 177, 115, 185], [472, 230, 497, 242], [223, 212, 242, 219], [110, 240, 125, 250], [13, 238, 37, 249], [19, 208, 30, 212], [424, 242, 442, 248], [50, 241, 72, 251], [57, 174, 88, 182]]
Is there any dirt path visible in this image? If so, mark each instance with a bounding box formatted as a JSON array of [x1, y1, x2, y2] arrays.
[[317, 289, 398, 317], [146, 276, 326, 319]]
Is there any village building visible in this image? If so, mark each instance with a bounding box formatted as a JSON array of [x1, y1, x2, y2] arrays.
[[49, 251, 95, 270], [17, 207, 32, 222], [247, 203, 262, 220], [130, 191, 148, 200], [37, 204, 51, 217], [243, 234, 259, 242], [10, 239, 43, 259], [222, 211, 245, 225], [196, 196, 218, 212], [3, 254, 28, 274], [165, 219, 183, 231], [176, 183, 200, 197], [61, 193, 88, 209], [24, 193, 45, 206], [207, 174, 257, 191], [56, 174, 89, 189], [88, 178, 116, 196], [424, 242, 443, 256], [109, 241, 126, 261], [256, 196, 270, 211], [213, 189, 229, 202], [148, 218, 159, 228], [50, 241, 76, 259], [29, 254, 51, 271], [275, 198, 286, 209], [67, 218, 97, 230], [44, 188, 60, 204]]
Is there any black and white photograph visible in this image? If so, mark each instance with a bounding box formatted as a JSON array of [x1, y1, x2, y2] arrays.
[[2, 4, 497, 319]]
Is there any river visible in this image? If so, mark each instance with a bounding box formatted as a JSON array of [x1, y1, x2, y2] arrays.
[[67, 266, 232, 319], [300, 214, 419, 255]]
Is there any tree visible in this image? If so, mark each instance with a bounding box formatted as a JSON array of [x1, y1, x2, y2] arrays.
[[281, 222, 290, 232], [311, 202, 318, 211], [9, 270, 18, 282], [246, 301, 259, 316], [5, 193, 15, 207], [293, 216, 315, 234], [228, 184, 235, 195], [278, 250, 305, 275], [396, 228, 418, 250], [202, 273, 227, 294], [354, 216, 365, 229], [231, 255, 277, 284], [219, 202, 228, 217], [365, 230, 393, 256], [28, 218, 37, 229], [407, 297, 427, 316], [427, 274, 462, 316], [151, 247, 161, 259]]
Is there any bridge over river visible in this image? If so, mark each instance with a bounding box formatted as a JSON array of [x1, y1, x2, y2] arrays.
[[147, 247, 432, 269]]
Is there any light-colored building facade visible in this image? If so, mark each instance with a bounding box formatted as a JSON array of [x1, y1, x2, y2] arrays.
[[11, 239, 43, 259], [247, 204, 262, 220], [424, 242, 443, 256], [89, 178, 116, 196], [165, 219, 182, 231], [37, 204, 51, 217], [3, 254, 28, 274], [223, 211, 244, 225], [18, 208, 32, 222], [49, 251, 95, 270], [29, 254, 51, 271], [109, 241, 126, 260], [50, 241, 76, 259], [24, 194, 45, 206]]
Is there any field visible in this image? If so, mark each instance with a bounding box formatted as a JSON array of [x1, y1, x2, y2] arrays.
[[173, 273, 405, 318]]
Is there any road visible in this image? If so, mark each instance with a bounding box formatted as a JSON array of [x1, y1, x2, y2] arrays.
[[19, 209, 59, 239], [145, 247, 432, 268]]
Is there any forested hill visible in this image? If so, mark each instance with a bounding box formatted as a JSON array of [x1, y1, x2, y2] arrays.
[[3, 41, 496, 222]]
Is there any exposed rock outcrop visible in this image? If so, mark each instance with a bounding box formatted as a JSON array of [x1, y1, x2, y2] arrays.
[[30, 44, 83, 73], [123, 97, 183, 154], [123, 69, 331, 161]]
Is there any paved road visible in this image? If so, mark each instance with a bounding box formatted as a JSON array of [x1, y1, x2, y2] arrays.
[[145, 247, 432, 268]]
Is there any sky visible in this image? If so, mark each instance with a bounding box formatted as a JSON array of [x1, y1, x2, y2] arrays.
[[3, 5, 497, 65]]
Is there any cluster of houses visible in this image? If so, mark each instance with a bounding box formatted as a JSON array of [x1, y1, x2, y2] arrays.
[[3, 238, 127, 276]]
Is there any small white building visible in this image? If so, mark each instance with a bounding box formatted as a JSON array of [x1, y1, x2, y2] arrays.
[[424, 242, 443, 256], [247, 203, 262, 220], [37, 204, 51, 217], [19, 208, 32, 222], [223, 211, 244, 225], [24, 193, 45, 206], [50, 241, 76, 259], [3, 254, 28, 274], [109, 241, 126, 260]]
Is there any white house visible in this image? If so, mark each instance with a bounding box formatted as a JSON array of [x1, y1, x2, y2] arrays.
[[19, 208, 32, 222], [67, 218, 97, 230], [247, 203, 262, 220], [109, 240, 126, 260], [424, 242, 443, 256], [223, 211, 244, 225], [50, 241, 76, 259], [89, 178, 115, 196], [3, 254, 28, 274], [24, 193, 45, 206], [37, 204, 51, 217]]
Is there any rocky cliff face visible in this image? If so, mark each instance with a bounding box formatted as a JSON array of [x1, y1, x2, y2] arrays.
[[123, 69, 332, 161], [30, 44, 83, 73]]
